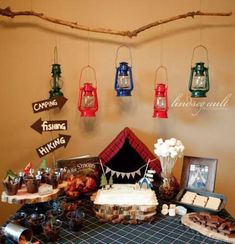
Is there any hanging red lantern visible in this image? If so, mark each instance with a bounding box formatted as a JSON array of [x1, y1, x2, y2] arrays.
[[77, 65, 98, 117], [153, 66, 168, 119]]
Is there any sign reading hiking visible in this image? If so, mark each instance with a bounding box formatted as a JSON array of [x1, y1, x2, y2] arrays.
[[31, 118, 68, 134], [32, 96, 68, 113], [36, 134, 71, 157]]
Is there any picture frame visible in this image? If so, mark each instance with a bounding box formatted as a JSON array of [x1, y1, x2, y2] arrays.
[[180, 155, 218, 192]]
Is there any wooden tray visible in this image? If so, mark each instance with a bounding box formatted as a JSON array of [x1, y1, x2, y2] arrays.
[[176, 188, 226, 213], [1, 183, 65, 204]]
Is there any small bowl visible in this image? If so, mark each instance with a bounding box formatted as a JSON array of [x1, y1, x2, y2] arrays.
[[0, 228, 5, 244], [27, 213, 45, 234], [46, 174, 58, 189], [42, 219, 62, 241], [66, 211, 84, 231], [9, 211, 27, 226], [3, 181, 19, 196], [62, 201, 79, 215], [41, 171, 50, 184], [25, 177, 40, 194], [46, 208, 64, 220]]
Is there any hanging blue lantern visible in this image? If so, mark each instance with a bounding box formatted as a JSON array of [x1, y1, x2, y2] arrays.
[[114, 45, 134, 96]]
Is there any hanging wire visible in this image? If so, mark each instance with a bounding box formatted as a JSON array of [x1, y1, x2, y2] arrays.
[[85, 30, 92, 82], [199, 0, 202, 45], [160, 25, 164, 66], [79, 65, 97, 88], [190, 1, 209, 68], [54, 46, 58, 64], [87, 30, 91, 66], [115, 44, 133, 68], [157, 26, 169, 87], [154, 65, 168, 86], [30, 0, 33, 11], [191, 45, 209, 67]]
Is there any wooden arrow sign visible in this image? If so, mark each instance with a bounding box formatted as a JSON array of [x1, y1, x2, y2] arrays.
[[32, 96, 68, 113], [36, 134, 71, 158], [31, 118, 68, 134]]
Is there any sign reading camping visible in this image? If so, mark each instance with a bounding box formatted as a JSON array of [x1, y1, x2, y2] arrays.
[[32, 96, 68, 113], [31, 118, 67, 134], [36, 134, 71, 157]]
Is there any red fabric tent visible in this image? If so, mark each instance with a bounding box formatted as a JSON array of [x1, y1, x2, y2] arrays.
[[99, 127, 161, 176]]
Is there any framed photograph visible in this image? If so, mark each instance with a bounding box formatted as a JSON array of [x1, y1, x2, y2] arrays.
[[180, 156, 218, 192]]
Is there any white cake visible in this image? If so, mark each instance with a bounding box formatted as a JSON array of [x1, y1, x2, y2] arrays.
[[94, 184, 158, 206]]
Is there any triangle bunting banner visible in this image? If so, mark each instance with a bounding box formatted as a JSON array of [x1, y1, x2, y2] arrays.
[[103, 164, 146, 179]]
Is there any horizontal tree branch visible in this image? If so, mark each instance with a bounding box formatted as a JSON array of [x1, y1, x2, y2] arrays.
[[0, 7, 232, 38]]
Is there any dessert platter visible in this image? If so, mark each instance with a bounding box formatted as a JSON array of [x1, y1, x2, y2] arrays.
[[1, 165, 66, 204]]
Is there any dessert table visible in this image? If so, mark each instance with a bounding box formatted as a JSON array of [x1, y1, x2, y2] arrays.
[[2, 197, 234, 244]]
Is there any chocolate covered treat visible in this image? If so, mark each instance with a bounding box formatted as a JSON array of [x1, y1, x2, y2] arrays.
[[228, 233, 235, 238], [189, 212, 235, 237], [218, 222, 232, 235]]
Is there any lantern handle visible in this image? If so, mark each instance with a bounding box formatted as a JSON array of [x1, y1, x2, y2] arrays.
[[191, 45, 209, 67], [115, 44, 133, 67], [154, 65, 168, 85], [79, 65, 97, 88]]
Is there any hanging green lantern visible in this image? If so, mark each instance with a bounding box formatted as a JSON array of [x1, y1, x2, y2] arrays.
[[49, 47, 64, 98], [189, 45, 210, 98]]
